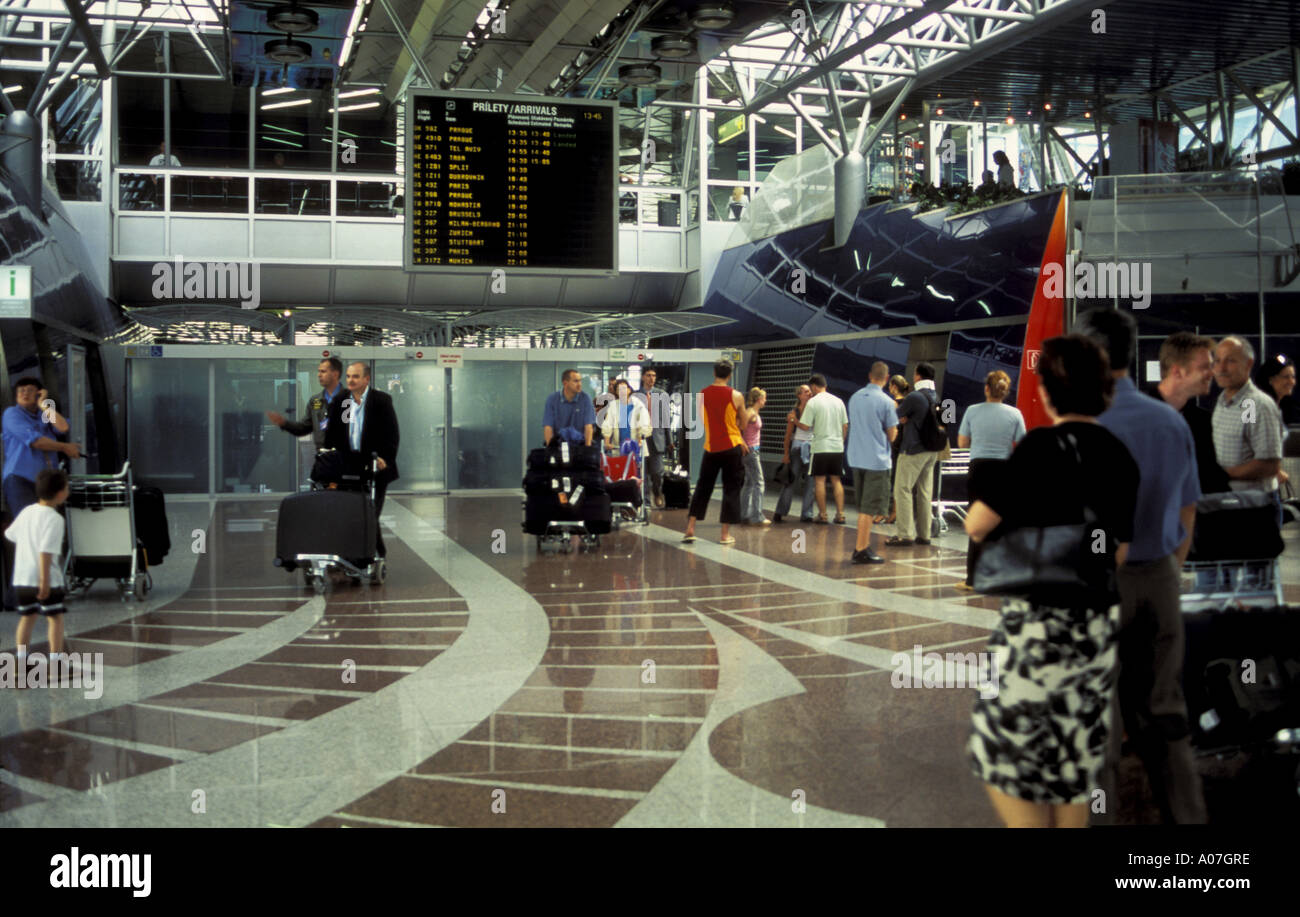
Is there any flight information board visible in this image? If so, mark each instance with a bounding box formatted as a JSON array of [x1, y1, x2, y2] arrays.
[[405, 91, 618, 273]]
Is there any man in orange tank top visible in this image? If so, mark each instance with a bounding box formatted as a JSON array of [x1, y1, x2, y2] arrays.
[[682, 360, 750, 545]]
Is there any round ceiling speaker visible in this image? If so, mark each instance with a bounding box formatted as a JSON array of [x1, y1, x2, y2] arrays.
[[619, 63, 661, 86], [691, 4, 734, 29], [651, 34, 695, 58], [267, 4, 320, 33], [265, 38, 312, 64]]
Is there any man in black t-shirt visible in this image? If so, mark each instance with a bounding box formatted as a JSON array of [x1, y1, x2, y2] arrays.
[[1144, 332, 1229, 495]]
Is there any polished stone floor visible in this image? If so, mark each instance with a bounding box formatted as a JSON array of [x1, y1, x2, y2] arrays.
[[1, 492, 1295, 827]]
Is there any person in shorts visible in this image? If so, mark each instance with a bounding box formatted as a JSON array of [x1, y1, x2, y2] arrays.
[[6, 468, 71, 669], [847, 362, 899, 564], [798, 374, 849, 524]]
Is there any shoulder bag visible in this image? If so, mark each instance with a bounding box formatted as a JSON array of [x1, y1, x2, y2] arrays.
[[972, 431, 1116, 607]]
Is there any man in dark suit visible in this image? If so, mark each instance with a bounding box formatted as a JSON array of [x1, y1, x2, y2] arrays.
[[325, 361, 400, 557]]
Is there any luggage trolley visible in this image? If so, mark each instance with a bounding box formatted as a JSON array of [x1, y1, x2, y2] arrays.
[[64, 462, 152, 601], [932, 448, 971, 536], [1180, 491, 1285, 613], [277, 451, 387, 594], [604, 452, 647, 529], [522, 442, 611, 554]]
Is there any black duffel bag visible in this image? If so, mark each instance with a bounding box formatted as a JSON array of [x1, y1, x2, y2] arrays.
[[1189, 490, 1283, 562]]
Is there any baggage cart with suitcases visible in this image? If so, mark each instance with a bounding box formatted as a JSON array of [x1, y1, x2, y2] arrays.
[[1181, 490, 1284, 612], [522, 441, 611, 553], [64, 462, 160, 601], [275, 451, 386, 592]]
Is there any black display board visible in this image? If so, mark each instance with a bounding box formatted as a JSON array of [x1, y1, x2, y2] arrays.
[[404, 91, 618, 273]]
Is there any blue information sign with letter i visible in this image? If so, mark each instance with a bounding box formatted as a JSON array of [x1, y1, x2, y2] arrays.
[[0, 265, 32, 319]]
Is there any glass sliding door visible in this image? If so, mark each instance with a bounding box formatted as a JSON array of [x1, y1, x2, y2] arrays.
[[128, 360, 210, 493], [449, 361, 523, 489], [215, 359, 297, 493], [374, 360, 446, 491]]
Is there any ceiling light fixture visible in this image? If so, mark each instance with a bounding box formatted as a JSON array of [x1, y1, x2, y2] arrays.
[[2, 85, 20, 94], [265, 38, 312, 64], [338, 87, 381, 99], [338, 0, 367, 72], [618, 63, 661, 86], [267, 4, 320, 34], [651, 34, 695, 58], [262, 86, 295, 96], [691, 4, 734, 29], [261, 97, 313, 110], [329, 101, 381, 113]]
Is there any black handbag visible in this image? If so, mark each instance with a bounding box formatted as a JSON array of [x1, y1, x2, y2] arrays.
[[1188, 490, 1283, 561], [973, 432, 1116, 607]]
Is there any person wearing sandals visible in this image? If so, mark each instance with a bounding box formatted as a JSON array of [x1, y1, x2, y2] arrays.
[[887, 362, 943, 547], [773, 385, 815, 523], [954, 370, 1025, 592], [799, 374, 849, 525], [682, 360, 751, 545], [964, 334, 1139, 827], [847, 362, 898, 563], [739, 388, 771, 525]]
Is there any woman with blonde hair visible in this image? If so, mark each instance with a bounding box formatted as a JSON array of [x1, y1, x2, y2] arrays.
[[740, 387, 771, 525], [955, 369, 1026, 591]]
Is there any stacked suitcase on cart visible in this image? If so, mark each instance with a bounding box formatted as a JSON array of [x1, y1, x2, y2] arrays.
[[1179, 490, 1300, 820], [522, 441, 611, 553]]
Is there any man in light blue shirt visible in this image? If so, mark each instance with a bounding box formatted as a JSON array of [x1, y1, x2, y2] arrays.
[[1077, 307, 1205, 826], [846, 362, 898, 564], [3, 376, 82, 519]]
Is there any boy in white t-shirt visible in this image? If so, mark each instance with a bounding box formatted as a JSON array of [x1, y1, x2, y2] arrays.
[[5, 468, 70, 668]]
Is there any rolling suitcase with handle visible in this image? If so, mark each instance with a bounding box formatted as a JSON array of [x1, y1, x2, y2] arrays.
[[275, 489, 378, 572], [663, 466, 691, 509]]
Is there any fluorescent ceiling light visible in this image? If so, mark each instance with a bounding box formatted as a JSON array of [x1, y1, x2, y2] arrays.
[[338, 88, 381, 99], [2, 85, 20, 94], [338, 0, 367, 72], [262, 86, 295, 96], [329, 101, 381, 113], [926, 285, 954, 301], [261, 136, 304, 148], [261, 98, 312, 111], [773, 125, 796, 139]]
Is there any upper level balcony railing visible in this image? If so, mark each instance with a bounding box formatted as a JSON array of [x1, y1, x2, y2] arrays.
[[111, 167, 696, 271]]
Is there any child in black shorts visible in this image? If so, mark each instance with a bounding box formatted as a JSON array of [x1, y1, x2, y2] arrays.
[[5, 468, 70, 668]]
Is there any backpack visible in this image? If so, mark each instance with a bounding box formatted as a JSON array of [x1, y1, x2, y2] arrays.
[[916, 391, 948, 452]]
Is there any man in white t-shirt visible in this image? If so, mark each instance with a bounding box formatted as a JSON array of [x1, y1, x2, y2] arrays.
[[798, 373, 849, 524], [5, 468, 71, 668]]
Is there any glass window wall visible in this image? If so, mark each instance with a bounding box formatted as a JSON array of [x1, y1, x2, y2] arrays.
[[374, 360, 446, 491], [128, 360, 210, 493], [449, 362, 523, 489], [215, 359, 297, 493]]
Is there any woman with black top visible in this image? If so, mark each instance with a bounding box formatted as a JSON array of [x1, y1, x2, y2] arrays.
[[964, 335, 1140, 828]]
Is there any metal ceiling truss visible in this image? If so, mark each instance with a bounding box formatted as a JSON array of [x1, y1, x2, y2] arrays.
[[0, 1, 226, 82], [1102, 47, 1300, 168], [741, 0, 1113, 121]]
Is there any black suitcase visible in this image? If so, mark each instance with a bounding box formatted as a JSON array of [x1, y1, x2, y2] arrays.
[[523, 491, 612, 535], [1183, 605, 1300, 749], [528, 441, 601, 473], [663, 468, 691, 509], [275, 490, 377, 571], [1189, 491, 1283, 561], [607, 479, 642, 507], [523, 467, 606, 498], [132, 486, 170, 566]]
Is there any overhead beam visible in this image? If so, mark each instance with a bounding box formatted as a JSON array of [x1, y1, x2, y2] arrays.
[[1225, 68, 1299, 147], [60, 0, 111, 78], [743, 0, 952, 114]]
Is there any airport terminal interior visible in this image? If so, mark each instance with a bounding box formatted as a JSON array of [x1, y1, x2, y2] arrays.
[[2, 0, 1300, 828]]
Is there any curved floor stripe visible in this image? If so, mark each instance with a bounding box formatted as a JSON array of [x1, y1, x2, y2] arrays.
[[0, 501, 548, 827], [641, 523, 999, 630], [617, 611, 882, 828]]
